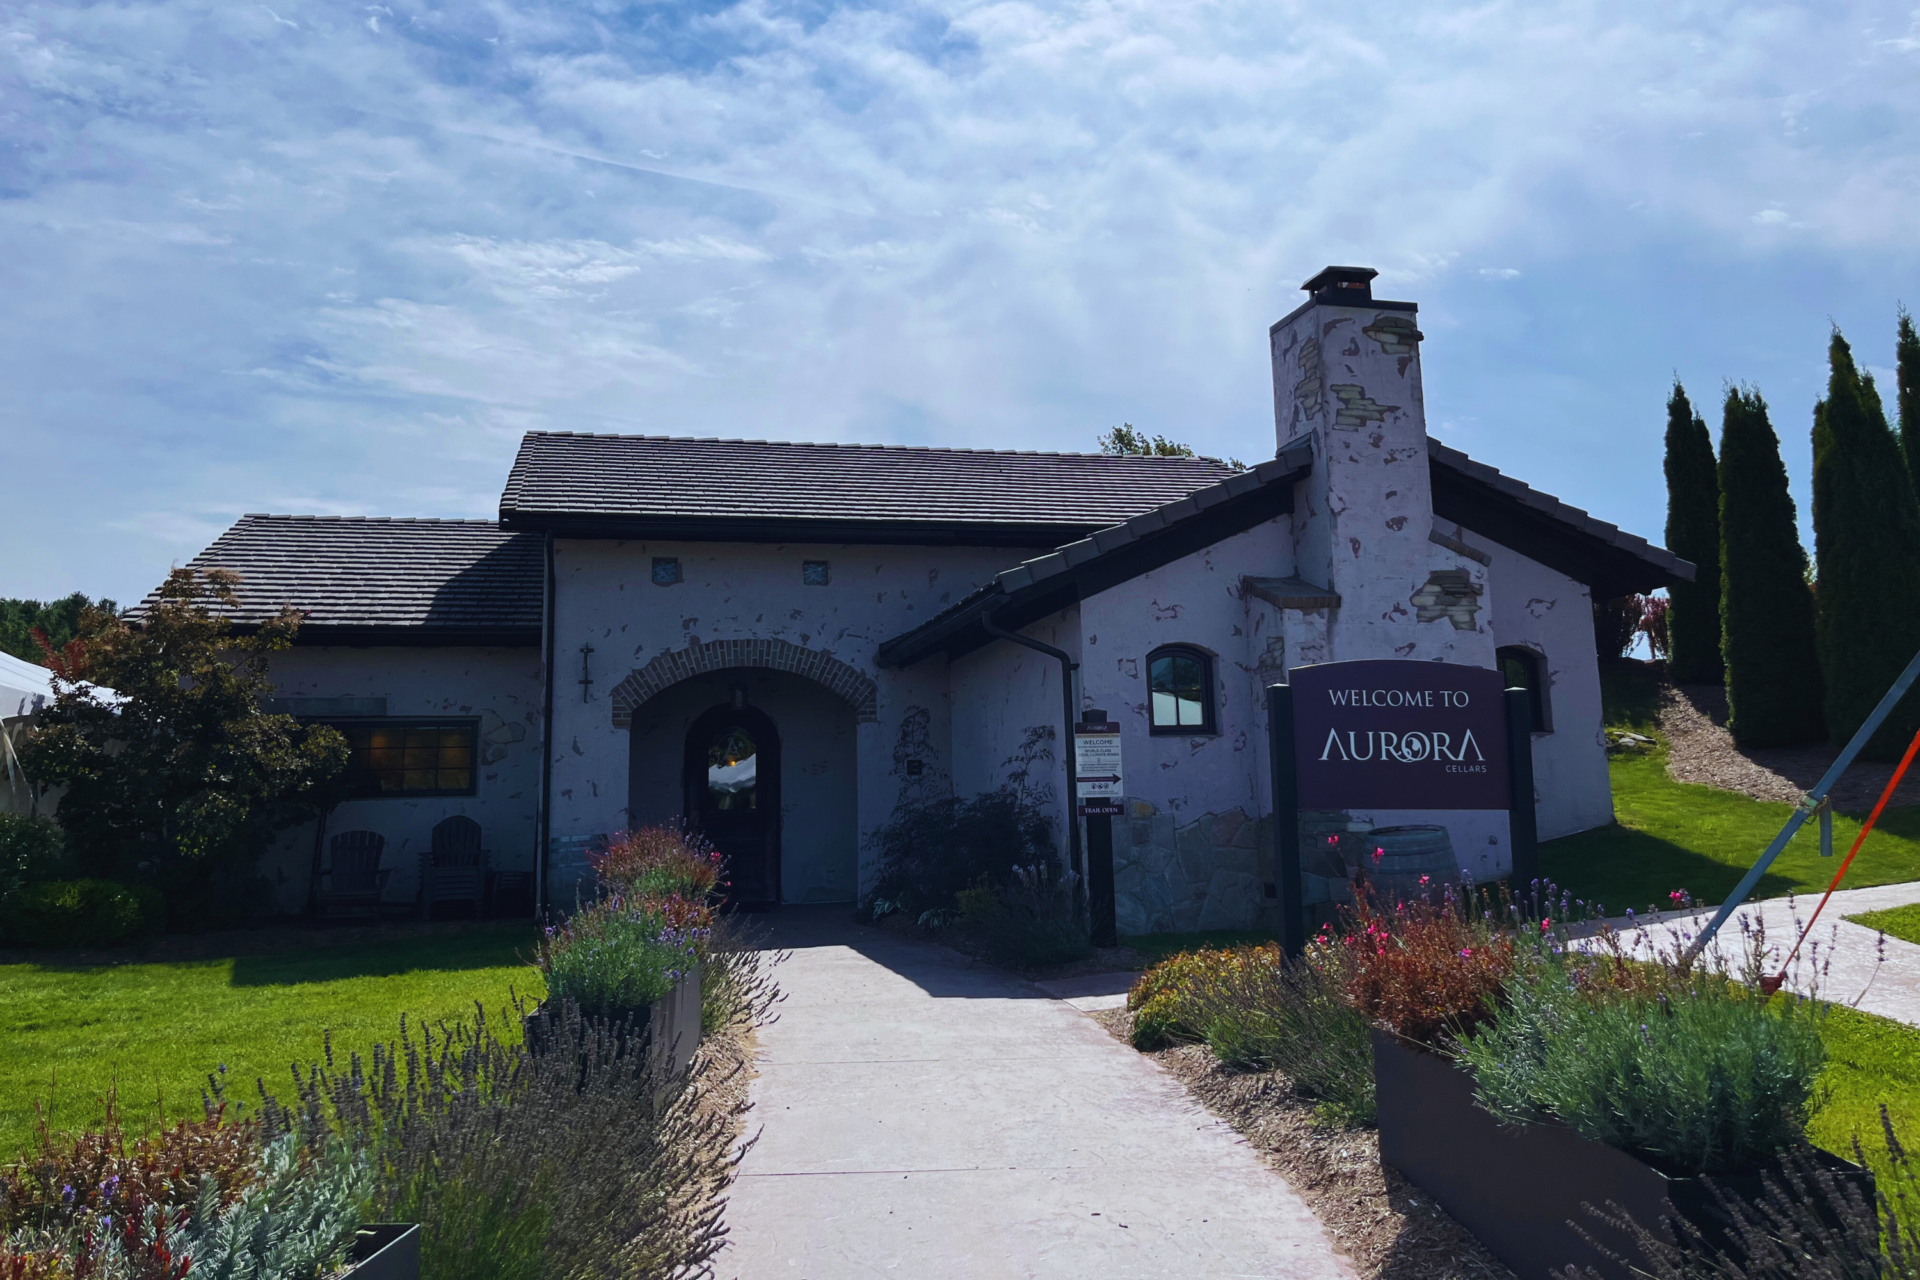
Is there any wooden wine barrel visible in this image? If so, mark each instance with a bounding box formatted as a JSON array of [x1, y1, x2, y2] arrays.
[[1357, 825, 1457, 905]]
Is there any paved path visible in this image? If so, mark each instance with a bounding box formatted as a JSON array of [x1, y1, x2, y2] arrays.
[[1585, 879, 1920, 1027], [723, 909, 1355, 1280]]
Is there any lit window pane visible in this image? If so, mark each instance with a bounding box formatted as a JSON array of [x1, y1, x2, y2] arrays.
[[1178, 696, 1204, 726], [1151, 691, 1178, 724]]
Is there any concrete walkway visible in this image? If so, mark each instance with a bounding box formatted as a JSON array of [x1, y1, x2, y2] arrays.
[[1584, 879, 1920, 1027], [722, 909, 1356, 1280]]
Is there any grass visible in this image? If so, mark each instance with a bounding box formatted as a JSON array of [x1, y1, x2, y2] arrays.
[[1846, 902, 1920, 947], [1808, 1002, 1920, 1185], [0, 923, 541, 1158], [1541, 744, 1920, 913]]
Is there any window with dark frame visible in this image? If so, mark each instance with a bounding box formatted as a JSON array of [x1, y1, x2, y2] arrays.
[[323, 720, 480, 796], [802, 560, 831, 586], [1496, 646, 1552, 733], [1146, 645, 1216, 734]]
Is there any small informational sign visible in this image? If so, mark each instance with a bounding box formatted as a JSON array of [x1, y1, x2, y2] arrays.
[[1291, 659, 1509, 810], [1074, 719, 1125, 816]]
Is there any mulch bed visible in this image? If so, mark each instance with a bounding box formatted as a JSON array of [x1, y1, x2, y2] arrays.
[[1660, 683, 1920, 813], [1089, 1006, 1512, 1280]]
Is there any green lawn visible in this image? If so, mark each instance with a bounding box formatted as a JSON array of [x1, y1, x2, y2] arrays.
[[1846, 902, 1920, 947], [0, 924, 541, 1158], [1541, 744, 1920, 915], [1808, 1003, 1920, 1184]]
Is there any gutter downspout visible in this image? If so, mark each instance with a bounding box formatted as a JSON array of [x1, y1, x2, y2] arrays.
[[537, 531, 556, 922], [980, 608, 1083, 882]]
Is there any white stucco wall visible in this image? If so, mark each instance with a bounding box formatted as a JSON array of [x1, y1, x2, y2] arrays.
[[946, 608, 1078, 859], [1464, 527, 1613, 841], [627, 667, 859, 904], [546, 537, 1040, 896], [259, 646, 543, 914]]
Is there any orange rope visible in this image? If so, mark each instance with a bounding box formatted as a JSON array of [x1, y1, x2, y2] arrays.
[[1759, 725, 1920, 996]]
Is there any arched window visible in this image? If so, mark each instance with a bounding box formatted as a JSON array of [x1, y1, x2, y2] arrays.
[[1147, 645, 1216, 734], [1497, 646, 1552, 733]]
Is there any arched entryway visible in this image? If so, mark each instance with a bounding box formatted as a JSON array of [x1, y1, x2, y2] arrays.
[[683, 703, 782, 906], [627, 667, 859, 906]]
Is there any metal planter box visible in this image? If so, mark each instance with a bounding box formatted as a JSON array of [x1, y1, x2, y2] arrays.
[[527, 965, 703, 1081], [1372, 1028, 1869, 1280], [341, 1224, 420, 1280]]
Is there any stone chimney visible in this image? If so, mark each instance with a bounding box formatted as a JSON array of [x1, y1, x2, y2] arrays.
[[1271, 266, 1494, 667]]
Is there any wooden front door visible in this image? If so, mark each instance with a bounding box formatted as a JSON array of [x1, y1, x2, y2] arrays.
[[684, 705, 781, 907]]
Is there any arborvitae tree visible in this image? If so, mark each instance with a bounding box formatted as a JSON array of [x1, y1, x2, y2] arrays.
[[1898, 307, 1920, 503], [1718, 388, 1823, 746], [1662, 382, 1723, 682], [1811, 331, 1920, 757]]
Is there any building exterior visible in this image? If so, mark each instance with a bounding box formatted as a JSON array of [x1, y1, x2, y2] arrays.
[[162, 268, 1691, 930]]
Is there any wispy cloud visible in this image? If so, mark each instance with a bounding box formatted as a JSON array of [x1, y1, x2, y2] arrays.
[[2, 0, 1917, 600]]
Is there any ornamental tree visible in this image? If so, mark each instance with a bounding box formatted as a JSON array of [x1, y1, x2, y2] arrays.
[[21, 569, 348, 923], [1718, 388, 1824, 747], [1811, 331, 1920, 757], [1662, 381, 1722, 682], [1898, 307, 1920, 503]]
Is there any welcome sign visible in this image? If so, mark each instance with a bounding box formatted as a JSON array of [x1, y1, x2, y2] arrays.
[[1290, 659, 1510, 810]]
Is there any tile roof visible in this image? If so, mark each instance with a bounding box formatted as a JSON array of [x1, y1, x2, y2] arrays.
[[139, 516, 543, 642], [498, 433, 1241, 540]]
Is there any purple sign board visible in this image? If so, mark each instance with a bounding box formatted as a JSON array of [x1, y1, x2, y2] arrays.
[[1290, 659, 1510, 810]]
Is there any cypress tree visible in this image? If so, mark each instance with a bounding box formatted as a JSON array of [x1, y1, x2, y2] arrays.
[[1898, 307, 1920, 502], [1662, 381, 1723, 681], [1718, 388, 1823, 747], [1811, 330, 1920, 757]]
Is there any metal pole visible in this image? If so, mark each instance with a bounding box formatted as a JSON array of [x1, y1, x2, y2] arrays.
[[1267, 683, 1304, 957], [536, 531, 556, 922], [1504, 688, 1539, 886], [980, 609, 1083, 881], [1685, 643, 1920, 960]]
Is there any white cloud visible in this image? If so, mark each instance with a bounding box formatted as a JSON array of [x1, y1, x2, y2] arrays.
[[2, 0, 1918, 600]]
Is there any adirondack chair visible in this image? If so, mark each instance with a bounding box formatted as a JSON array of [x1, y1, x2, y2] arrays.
[[318, 831, 391, 919], [420, 815, 487, 919]]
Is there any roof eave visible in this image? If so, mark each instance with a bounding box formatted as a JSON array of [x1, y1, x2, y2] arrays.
[[876, 440, 1313, 668]]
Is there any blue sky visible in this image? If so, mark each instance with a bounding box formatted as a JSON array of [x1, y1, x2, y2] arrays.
[[5, 0, 1917, 606]]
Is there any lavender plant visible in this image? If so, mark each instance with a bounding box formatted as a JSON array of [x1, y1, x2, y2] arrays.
[[538, 896, 706, 1021], [1557, 1107, 1917, 1280]]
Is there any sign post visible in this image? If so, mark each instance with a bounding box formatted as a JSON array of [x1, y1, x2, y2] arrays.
[[1266, 684, 1303, 957], [1504, 687, 1538, 886], [1074, 711, 1123, 948]]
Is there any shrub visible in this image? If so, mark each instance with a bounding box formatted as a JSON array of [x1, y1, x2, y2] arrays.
[[863, 728, 1058, 915], [1459, 964, 1828, 1175], [0, 816, 66, 905], [537, 896, 706, 1021], [959, 864, 1091, 969], [1336, 891, 1516, 1046], [278, 1002, 745, 1280], [590, 827, 723, 903], [0, 1096, 365, 1280], [1185, 946, 1376, 1127], [1557, 1107, 1917, 1280], [0, 878, 164, 949], [1126, 947, 1255, 1051]]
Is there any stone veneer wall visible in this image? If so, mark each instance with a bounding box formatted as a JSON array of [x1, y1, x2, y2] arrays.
[[1113, 802, 1367, 935]]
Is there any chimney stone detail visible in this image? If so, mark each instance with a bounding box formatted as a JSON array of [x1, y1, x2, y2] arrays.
[[1271, 266, 1495, 669]]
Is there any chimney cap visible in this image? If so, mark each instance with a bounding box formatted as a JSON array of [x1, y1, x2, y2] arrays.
[[1301, 265, 1378, 297]]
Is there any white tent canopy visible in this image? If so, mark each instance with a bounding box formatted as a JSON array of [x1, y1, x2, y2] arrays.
[[1, 650, 116, 815]]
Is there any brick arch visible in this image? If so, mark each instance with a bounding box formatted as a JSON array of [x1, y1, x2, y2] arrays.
[[609, 638, 880, 727]]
